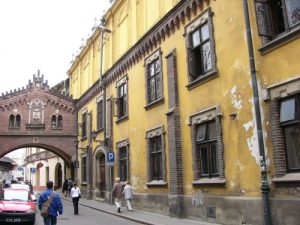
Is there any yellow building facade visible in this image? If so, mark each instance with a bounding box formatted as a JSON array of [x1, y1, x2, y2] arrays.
[[68, 1, 300, 224]]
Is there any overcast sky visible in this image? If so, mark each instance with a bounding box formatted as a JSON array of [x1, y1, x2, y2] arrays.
[[0, 0, 111, 94]]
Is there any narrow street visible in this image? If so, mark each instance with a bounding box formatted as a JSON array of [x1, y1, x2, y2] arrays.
[[35, 198, 143, 225]]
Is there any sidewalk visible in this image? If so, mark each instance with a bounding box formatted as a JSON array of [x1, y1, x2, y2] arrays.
[[59, 193, 221, 225]]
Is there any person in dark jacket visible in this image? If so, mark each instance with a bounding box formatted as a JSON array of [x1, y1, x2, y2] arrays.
[[62, 179, 68, 197], [38, 181, 63, 225], [112, 177, 123, 213]]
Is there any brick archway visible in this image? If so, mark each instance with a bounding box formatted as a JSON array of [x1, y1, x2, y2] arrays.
[[0, 72, 77, 164]]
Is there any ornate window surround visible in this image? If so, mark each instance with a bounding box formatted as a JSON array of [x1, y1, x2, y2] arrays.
[[144, 48, 164, 110], [184, 8, 218, 90], [189, 106, 225, 185], [146, 125, 167, 186], [264, 76, 300, 185]]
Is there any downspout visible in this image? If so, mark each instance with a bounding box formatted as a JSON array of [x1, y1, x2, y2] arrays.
[[242, 1, 272, 225]]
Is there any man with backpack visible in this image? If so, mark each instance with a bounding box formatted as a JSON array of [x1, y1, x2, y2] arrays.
[[38, 181, 63, 225]]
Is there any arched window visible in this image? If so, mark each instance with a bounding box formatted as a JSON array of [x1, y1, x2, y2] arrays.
[[9, 115, 14, 127], [58, 115, 63, 128], [51, 115, 56, 128], [51, 114, 63, 129], [16, 115, 21, 127], [9, 114, 21, 128]]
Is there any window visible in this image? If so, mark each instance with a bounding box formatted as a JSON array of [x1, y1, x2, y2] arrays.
[[117, 82, 127, 118], [9, 114, 21, 128], [145, 50, 163, 107], [147, 59, 161, 102], [82, 112, 87, 138], [196, 121, 218, 178], [117, 140, 129, 182], [255, 0, 300, 43], [81, 156, 87, 183], [116, 77, 128, 121], [280, 95, 300, 171], [97, 99, 104, 130], [149, 136, 162, 180], [51, 115, 63, 129], [190, 106, 225, 185], [185, 9, 217, 86], [119, 146, 127, 181], [146, 126, 166, 184]]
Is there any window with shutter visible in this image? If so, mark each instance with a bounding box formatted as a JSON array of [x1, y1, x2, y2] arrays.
[[255, 0, 300, 45], [116, 76, 128, 122], [185, 8, 217, 87]]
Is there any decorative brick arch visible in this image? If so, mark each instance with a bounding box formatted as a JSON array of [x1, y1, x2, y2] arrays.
[[0, 72, 77, 164]]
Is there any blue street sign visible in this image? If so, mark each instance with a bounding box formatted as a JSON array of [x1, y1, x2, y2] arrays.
[[107, 152, 114, 166]]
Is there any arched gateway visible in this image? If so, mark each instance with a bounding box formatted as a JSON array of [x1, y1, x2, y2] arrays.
[[0, 72, 77, 176]]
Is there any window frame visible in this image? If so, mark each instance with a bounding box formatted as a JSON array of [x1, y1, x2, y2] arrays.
[[189, 106, 225, 186], [8, 114, 21, 128], [81, 154, 87, 183], [116, 139, 130, 182], [265, 76, 300, 185], [279, 95, 300, 172], [115, 76, 128, 122], [255, 0, 300, 53], [196, 121, 218, 178], [96, 96, 104, 131], [185, 8, 217, 89], [146, 126, 167, 186], [144, 49, 164, 109], [82, 112, 87, 138], [51, 114, 63, 129]]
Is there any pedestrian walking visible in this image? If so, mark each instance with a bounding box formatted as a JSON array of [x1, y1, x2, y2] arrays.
[[38, 181, 63, 225], [112, 177, 123, 213], [123, 181, 134, 211], [62, 179, 68, 197], [70, 183, 81, 215], [67, 178, 73, 197]]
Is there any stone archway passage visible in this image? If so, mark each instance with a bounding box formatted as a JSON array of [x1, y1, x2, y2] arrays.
[[0, 72, 78, 165]]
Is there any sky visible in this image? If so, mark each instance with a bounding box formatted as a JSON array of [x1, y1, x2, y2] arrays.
[[0, 0, 112, 94]]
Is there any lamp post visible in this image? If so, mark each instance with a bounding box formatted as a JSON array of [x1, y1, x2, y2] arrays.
[[98, 18, 111, 88]]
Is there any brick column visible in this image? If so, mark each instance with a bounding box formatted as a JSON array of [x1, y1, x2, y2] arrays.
[[269, 100, 287, 176], [165, 49, 184, 218]]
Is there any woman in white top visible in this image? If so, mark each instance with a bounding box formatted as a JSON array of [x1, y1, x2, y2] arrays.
[[122, 181, 134, 211], [70, 183, 81, 215]]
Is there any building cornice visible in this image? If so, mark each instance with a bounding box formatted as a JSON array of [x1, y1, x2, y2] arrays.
[[103, 0, 213, 86], [76, 0, 214, 107]]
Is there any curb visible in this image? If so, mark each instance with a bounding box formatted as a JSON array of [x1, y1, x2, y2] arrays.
[[62, 196, 156, 225]]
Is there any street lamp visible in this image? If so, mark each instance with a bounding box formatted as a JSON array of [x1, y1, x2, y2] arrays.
[[98, 20, 111, 88], [91, 130, 107, 147]]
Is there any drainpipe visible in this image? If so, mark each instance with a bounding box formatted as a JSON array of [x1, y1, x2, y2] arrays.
[[242, 1, 272, 224]]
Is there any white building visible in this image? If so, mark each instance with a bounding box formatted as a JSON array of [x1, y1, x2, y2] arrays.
[[24, 147, 68, 191]]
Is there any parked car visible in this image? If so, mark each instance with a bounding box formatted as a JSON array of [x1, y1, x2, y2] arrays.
[[10, 183, 36, 202], [0, 188, 36, 225]]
